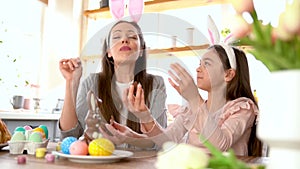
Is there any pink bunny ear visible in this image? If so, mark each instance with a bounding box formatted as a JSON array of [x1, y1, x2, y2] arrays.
[[224, 33, 236, 45], [207, 15, 220, 45], [128, 0, 144, 22], [109, 0, 125, 20]]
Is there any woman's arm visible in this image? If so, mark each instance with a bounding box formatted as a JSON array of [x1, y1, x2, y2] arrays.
[[59, 73, 98, 139], [101, 120, 155, 148], [123, 77, 194, 147], [59, 58, 82, 131], [149, 76, 168, 128], [59, 79, 80, 131]]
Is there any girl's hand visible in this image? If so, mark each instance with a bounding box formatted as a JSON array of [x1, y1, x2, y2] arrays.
[[168, 63, 200, 103], [123, 83, 153, 123], [59, 57, 82, 81]]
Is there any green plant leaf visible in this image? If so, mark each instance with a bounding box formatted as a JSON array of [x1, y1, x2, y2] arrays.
[[234, 6, 300, 71], [199, 135, 250, 169]]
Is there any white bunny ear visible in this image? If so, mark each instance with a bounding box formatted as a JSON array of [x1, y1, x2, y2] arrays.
[[207, 15, 220, 45], [207, 15, 237, 70]]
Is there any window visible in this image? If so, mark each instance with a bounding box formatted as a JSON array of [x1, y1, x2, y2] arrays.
[[0, 0, 45, 109]]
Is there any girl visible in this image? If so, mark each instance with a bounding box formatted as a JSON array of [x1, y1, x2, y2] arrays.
[[102, 45, 262, 156]]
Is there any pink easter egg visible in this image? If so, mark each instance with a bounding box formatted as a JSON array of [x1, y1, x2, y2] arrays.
[[69, 140, 88, 155], [23, 125, 32, 130]]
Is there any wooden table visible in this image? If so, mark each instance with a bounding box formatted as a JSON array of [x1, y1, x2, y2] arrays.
[[0, 142, 269, 169]]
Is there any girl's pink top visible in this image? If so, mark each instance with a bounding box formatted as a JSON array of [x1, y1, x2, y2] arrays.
[[141, 97, 259, 156]]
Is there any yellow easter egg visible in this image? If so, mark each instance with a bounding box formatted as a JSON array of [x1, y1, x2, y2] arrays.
[[33, 127, 46, 139], [88, 138, 115, 156]]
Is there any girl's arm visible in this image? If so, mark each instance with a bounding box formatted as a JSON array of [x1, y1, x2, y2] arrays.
[[139, 108, 190, 147], [168, 63, 204, 113], [102, 114, 189, 149], [199, 98, 258, 153]]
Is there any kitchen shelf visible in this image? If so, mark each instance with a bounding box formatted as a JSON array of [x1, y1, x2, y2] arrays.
[[148, 44, 209, 54], [79, 44, 252, 60], [80, 44, 210, 60], [84, 0, 226, 20]]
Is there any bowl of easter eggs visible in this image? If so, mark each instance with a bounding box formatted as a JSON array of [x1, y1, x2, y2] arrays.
[[52, 136, 133, 163], [8, 125, 49, 155]]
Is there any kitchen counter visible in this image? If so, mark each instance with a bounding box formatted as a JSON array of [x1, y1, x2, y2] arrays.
[[0, 110, 60, 120], [0, 110, 61, 141]]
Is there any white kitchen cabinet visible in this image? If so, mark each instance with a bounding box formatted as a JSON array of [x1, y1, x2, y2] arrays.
[[0, 111, 61, 141]]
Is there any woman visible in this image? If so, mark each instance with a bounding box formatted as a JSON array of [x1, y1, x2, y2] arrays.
[[58, 20, 167, 149], [102, 45, 262, 156]]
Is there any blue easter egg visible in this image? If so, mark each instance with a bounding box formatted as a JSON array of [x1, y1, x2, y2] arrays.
[[61, 137, 77, 154]]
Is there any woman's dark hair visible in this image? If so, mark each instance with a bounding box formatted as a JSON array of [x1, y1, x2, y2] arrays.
[[211, 45, 263, 156], [97, 20, 153, 133]]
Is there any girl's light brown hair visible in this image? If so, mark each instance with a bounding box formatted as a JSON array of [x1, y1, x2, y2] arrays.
[[211, 45, 262, 156]]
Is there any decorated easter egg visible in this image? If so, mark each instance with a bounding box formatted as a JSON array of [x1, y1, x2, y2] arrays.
[[28, 131, 43, 142], [69, 140, 88, 155], [88, 138, 115, 156], [11, 132, 26, 142], [14, 126, 25, 134], [23, 125, 32, 130], [61, 137, 77, 154], [33, 127, 46, 139], [39, 125, 48, 139]]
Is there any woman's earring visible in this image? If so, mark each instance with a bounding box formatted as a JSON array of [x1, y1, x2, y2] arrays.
[[139, 51, 143, 57], [106, 56, 114, 64]]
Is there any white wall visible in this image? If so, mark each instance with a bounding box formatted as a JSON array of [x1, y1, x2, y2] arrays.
[[0, 1, 271, 110], [82, 3, 270, 105], [37, 0, 84, 111]]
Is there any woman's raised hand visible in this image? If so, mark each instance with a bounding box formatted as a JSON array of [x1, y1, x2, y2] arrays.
[[59, 57, 82, 81], [168, 63, 200, 103], [123, 83, 153, 123]]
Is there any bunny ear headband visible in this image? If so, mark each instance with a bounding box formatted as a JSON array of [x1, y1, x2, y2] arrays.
[[207, 15, 237, 69], [109, 0, 144, 22]]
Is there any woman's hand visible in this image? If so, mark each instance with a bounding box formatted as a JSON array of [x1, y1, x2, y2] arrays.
[[168, 63, 201, 103], [99, 120, 147, 145], [59, 57, 82, 81], [123, 83, 153, 123]]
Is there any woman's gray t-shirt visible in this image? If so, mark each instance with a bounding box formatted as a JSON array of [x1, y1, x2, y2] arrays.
[[59, 73, 168, 140]]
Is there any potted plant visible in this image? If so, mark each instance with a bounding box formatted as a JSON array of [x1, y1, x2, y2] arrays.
[[229, 0, 300, 71], [229, 0, 300, 168]]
